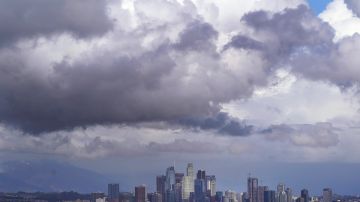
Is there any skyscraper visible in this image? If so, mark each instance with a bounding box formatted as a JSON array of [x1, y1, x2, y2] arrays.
[[187, 163, 194, 177], [247, 177, 258, 202], [322, 188, 332, 202], [166, 167, 176, 202], [224, 190, 238, 202], [208, 176, 216, 197], [157, 175, 166, 202], [108, 184, 120, 200], [149, 192, 162, 202], [264, 191, 275, 202], [300, 189, 309, 202], [166, 167, 176, 191], [215, 192, 223, 202], [285, 188, 292, 202], [277, 184, 287, 202], [197, 170, 206, 180], [195, 178, 205, 202], [258, 186, 268, 202], [135, 185, 147, 202]]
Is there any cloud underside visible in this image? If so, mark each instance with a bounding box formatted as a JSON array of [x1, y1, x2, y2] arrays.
[[0, 0, 359, 158]]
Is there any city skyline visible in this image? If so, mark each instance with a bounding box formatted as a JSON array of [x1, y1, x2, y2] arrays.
[[103, 162, 335, 202]]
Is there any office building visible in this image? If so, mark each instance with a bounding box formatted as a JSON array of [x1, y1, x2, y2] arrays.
[[258, 186, 268, 202], [285, 188, 292, 202], [166, 167, 176, 191], [157, 175, 166, 202], [195, 178, 206, 202], [277, 184, 287, 202], [264, 190, 275, 202], [247, 177, 258, 202], [215, 192, 223, 202], [120, 192, 134, 202], [301, 189, 309, 202], [224, 190, 237, 202], [197, 170, 206, 180], [148, 192, 162, 202], [322, 188, 332, 202], [108, 184, 120, 200], [205, 176, 216, 197], [135, 185, 147, 202]]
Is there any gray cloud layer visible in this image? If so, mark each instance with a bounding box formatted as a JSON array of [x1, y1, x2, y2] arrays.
[[0, 0, 113, 46], [262, 122, 340, 148], [0, 1, 359, 138]]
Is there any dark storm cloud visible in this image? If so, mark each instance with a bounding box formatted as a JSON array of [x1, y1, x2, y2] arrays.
[[344, 0, 360, 17], [1, 1, 357, 137], [178, 112, 253, 136], [223, 35, 264, 51], [0, 0, 113, 46], [0, 45, 176, 133], [227, 5, 334, 64], [226, 5, 360, 90], [174, 21, 218, 51], [0, 18, 258, 134]]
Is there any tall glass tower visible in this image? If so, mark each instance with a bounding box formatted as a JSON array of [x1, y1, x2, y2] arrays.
[[247, 177, 258, 202]]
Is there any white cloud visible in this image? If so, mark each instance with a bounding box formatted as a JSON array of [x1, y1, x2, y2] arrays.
[[320, 0, 360, 41]]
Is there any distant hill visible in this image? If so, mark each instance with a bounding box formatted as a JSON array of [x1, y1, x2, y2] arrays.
[[0, 160, 109, 193]]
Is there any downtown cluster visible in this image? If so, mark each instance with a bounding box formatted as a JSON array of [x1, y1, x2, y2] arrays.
[[1, 163, 356, 202], [106, 163, 334, 202]]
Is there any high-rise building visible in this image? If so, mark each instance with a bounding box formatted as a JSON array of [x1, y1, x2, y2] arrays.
[[187, 163, 194, 178], [301, 189, 309, 202], [215, 192, 223, 202], [174, 182, 182, 202], [183, 163, 195, 201], [205, 176, 216, 197], [166, 167, 176, 191], [108, 184, 120, 200], [322, 188, 332, 202], [120, 192, 134, 202], [135, 185, 147, 202], [236, 192, 244, 202], [148, 192, 162, 202], [197, 170, 206, 180], [277, 184, 285, 193], [277, 184, 287, 202], [176, 173, 184, 184], [247, 177, 258, 202], [224, 190, 238, 202], [195, 178, 206, 202], [157, 175, 166, 202], [258, 186, 268, 202], [264, 191, 276, 202], [285, 188, 292, 202]]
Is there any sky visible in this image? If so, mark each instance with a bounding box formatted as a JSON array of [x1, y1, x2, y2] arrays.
[[0, 0, 360, 196]]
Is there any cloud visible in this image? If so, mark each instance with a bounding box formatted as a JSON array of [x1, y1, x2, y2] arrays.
[[0, 2, 273, 134], [320, 0, 360, 41], [178, 112, 253, 136], [0, 0, 359, 142], [0, 124, 223, 158], [262, 122, 340, 148], [344, 0, 360, 17], [226, 4, 360, 92], [148, 139, 220, 153], [0, 0, 113, 46], [227, 5, 334, 65]]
